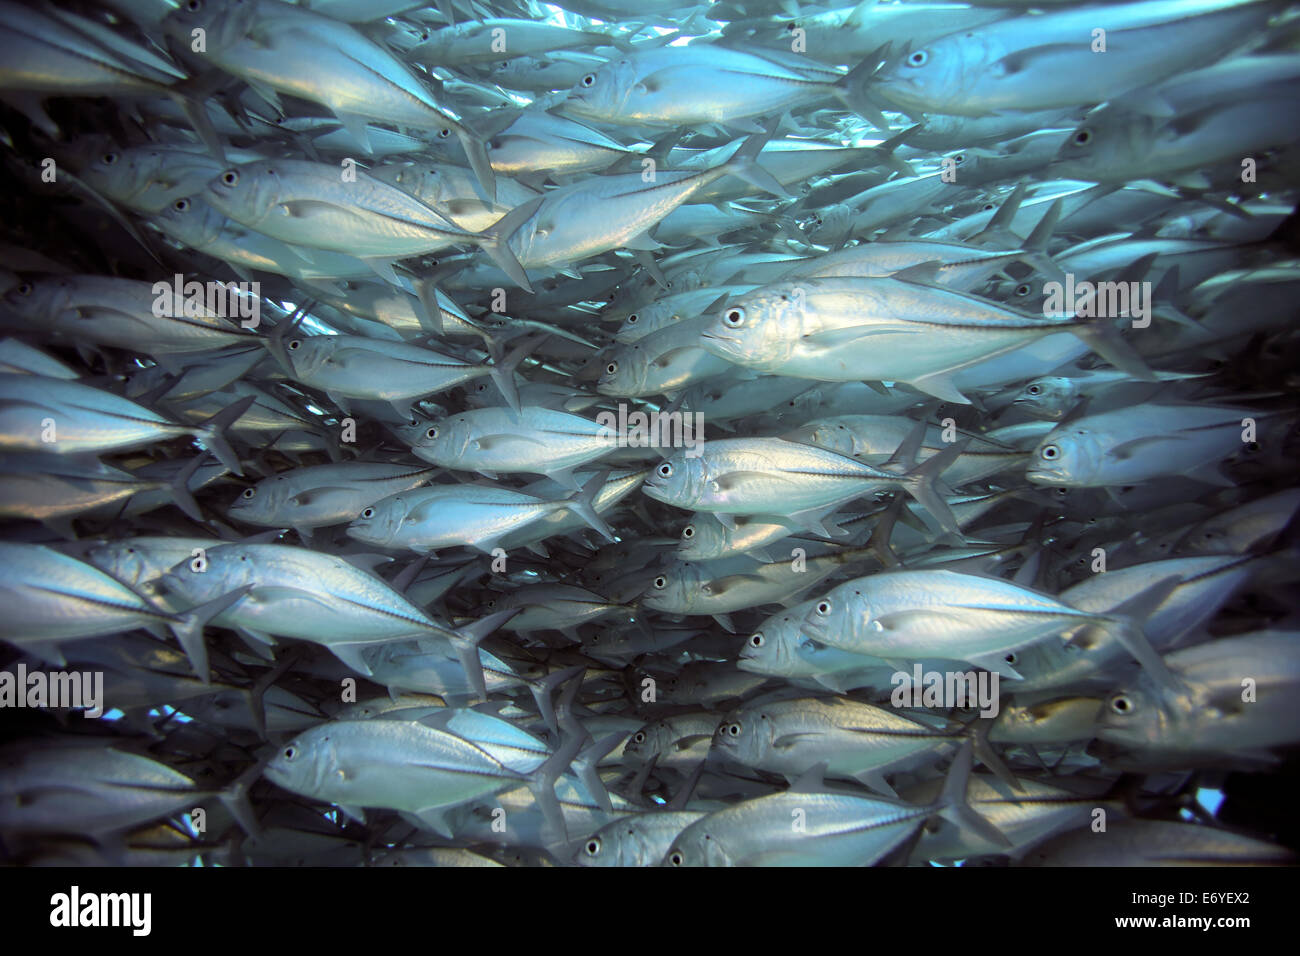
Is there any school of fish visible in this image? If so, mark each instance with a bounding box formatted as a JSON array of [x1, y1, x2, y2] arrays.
[[0, 0, 1298, 867]]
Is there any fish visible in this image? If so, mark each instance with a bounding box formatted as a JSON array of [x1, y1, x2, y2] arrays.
[[0, 0, 1295, 870]]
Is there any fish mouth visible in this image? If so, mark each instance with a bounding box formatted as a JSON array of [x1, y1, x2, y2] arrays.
[[1025, 468, 1067, 485], [641, 482, 668, 503], [698, 329, 742, 354]]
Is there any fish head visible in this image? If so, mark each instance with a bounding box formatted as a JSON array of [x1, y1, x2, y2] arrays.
[[158, 544, 254, 607], [272, 331, 332, 380], [372, 161, 445, 207], [712, 705, 769, 767], [575, 822, 653, 868], [641, 563, 694, 612], [662, 824, 730, 867], [802, 203, 851, 246], [870, 32, 996, 117], [698, 285, 801, 371], [84, 539, 154, 591], [615, 304, 672, 342], [741, 601, 812, 674], [1050, 115, 1150, 183], [155, 196, 225, 246], [802, 584, 855, 647], [1026, 427, 1103, 486], [204, 162, 280, 229], [346, 493, 405, 547], [2, 275, 69, 326], [642, 452, 705, 510], [81, 146, 159, 203], [677, 516, 726, 559], [431, 415, 474, 462], [561, 57, 638, 124], [1095, 685, 1167, 751], [596, 343, 645, 396], [396, 409, 437, 447], [1012, 377, 1077, 420], [162, 0, 259, 56], [620, 721, 662, 766], [264, 726, 334, 797], [228, 474, 287, 524]]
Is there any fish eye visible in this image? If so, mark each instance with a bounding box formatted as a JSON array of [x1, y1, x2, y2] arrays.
[[1073, 129, 1091, 146], [657, 463, 673, 478], [283, 746, 296, 760], [221, 170, 238, 186], [1040, 444, 1060, 460], [669, 851, 683, 865], [1110, 695, 1132, 715], [816, 600, 832, 615], [653, 576, 666, 589], [749, 633, 764, 647], [241, 488, 255, 499], [1016, 283, 1031, 296], [606, 362, 617, 374], [627, 313, 638, 323], [633, 732, 645, 743], [426, 426, 438, 439], [581, 73, 596, 87], [585, 839, 600, 856], [101, 152, 118, 165], [173, 198, 190, 212], [438, 128, 451, 138], [1027, 384, 1041, 395], [681, 525, 694, 538], [952, 153, 965, 164], [287, 339, 301, 350], [723, 307, 745, 327], [1005, 653, 1018, 665], [908, 50, 928, 67], [981, 203, 995, 211], [361, 508, 374, 519], [16, 283, 32, 296], [727, 723, 740, 736]]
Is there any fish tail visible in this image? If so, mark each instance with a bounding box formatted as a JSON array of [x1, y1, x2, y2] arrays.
[[1068, 315, 1157, 384], [901, 438, 968, 535], [194, 394, 258, 477], [1093, 574, 1189, 703], [525, 729, 586, 852], [834, 42, 894, 131], [963, 716, 1023, 793], [450, 121, 497, 203], [934, 738, 1011, 848], [559, 469, 616, 542], [721, 124, 790, 200], [530, 664, 586, 739], [447, 607, 521, 702], [486, 338, 532, 417], [167, 585, 253, 684], [168, 452, 211, 524], [216, 756, 268, 840], [472, 195, 543, 293]]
